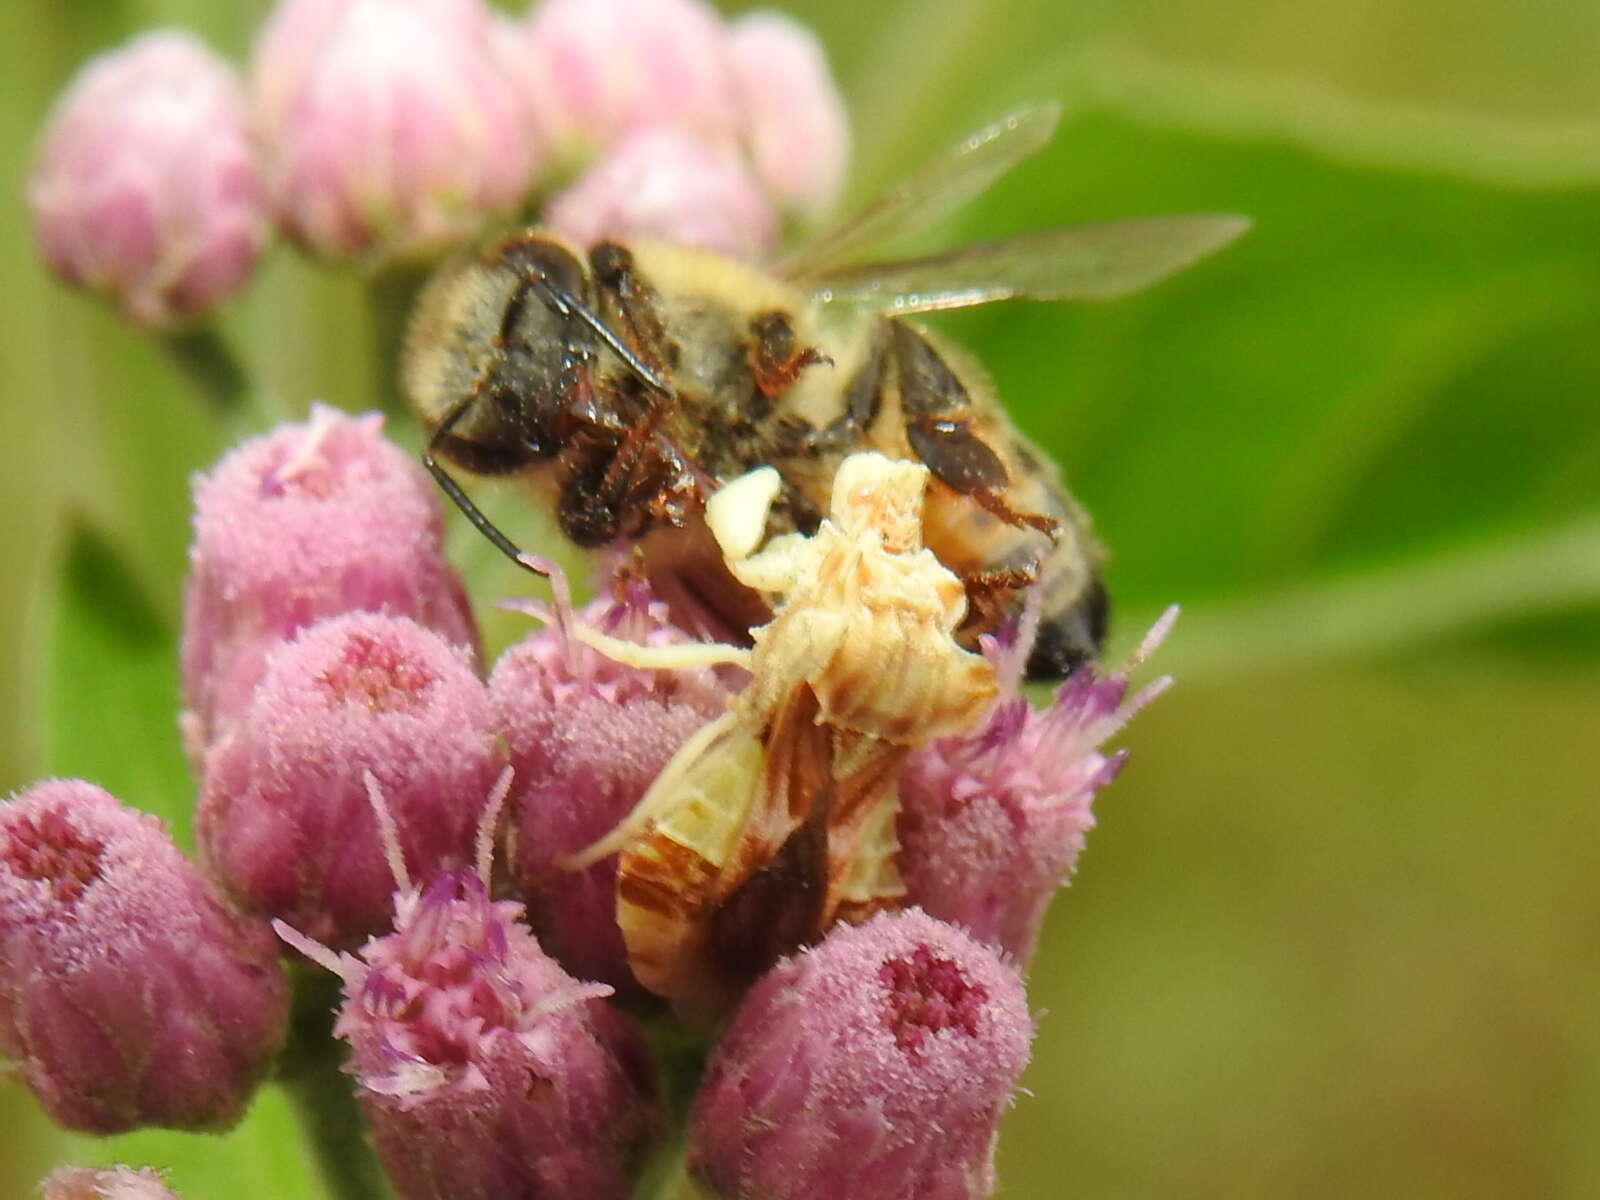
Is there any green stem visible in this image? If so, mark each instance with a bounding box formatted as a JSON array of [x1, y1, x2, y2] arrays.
[[277, 969, 391, 1200], [629, 1127, 716, 1200], [159, 323, 283, 435], [161, 324, 249, 411]]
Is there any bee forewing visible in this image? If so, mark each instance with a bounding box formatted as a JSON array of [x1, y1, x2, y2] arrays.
[[777, 102, 1062, 280], [806, 214, 1253, 314]]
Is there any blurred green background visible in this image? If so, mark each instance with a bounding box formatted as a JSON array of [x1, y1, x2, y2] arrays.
[[3, 0, 1599, 1196]]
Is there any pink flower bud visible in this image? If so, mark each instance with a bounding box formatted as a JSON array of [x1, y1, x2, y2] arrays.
[[515, 0, 736, 158], [0, 781, 288, 1134], [41, 1166, 180, 1200], [898, 608, 1176, 964], [253, 0, 534, 264], [180, 406, 475, 757], [490, 577, 733, 989], [544, 128, 777, 258], [27, 30, 266, 328], [278, 870, 661, 1200], [198, 613, 503, 948], [689, 909, 1032, 1200], [727, 11, 850, 219]]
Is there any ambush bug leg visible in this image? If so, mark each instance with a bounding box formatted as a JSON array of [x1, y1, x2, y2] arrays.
[[558, 712, 739, 872]]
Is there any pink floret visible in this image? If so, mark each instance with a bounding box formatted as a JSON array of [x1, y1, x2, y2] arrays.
[[0, 781, 287, 1135], [689, 910, 1032, 1200], [180, 405, 476, 758], [491, 578, 732, 989], [197, 612, 501, 948]]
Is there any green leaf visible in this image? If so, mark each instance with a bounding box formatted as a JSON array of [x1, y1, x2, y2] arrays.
[[50, 1084, 331, 1200], [41, 519, 193, 843], [903, 110, 1600, 669]]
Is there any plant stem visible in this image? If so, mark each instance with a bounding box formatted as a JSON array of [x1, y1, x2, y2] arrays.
[[159, 323, 283, 435], [648, 1151, 713, 1200], [160, 324, 250, 418], [630, 1131, 714, 1200], [278, 968, 390, 1200]]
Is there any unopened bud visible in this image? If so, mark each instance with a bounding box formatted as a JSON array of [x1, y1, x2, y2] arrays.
[[689, 909, 1032, 1200], [491, 576, 732, 989], [27, 30, 266, 328], [253, 0, 534, 264], [727, 11, 850, 218], [544, 128, 777, 259], [0, 781, 287, 1134], [198, 613, 503, 948], [180, 406, 475, 757], [515, 0, 736, 159], [899, 608, 1175, 963]]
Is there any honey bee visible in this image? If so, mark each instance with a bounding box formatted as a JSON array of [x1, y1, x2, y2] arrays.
[[403, 103, 1248, 678], [560, 452, 999, 1019]]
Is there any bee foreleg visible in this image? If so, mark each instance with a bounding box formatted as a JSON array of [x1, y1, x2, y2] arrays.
[[749, 310, 830, 399]]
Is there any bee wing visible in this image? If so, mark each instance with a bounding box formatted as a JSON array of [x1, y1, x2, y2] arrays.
[[802, 214, 1252, 315], [776, 103, 1062, 280]]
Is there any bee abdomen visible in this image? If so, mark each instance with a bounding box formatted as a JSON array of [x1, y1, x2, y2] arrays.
[[1027, 570, 1109, 680]]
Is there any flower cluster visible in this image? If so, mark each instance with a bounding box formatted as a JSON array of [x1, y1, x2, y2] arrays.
[[4, 405, 1164, 1197], [13, 4, 1178, 1198], [27, 0, 850, 324]]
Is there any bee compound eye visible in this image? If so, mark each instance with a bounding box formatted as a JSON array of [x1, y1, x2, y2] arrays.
[[493, 235, 587, 298]]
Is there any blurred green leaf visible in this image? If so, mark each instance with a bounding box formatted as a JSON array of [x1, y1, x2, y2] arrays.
[[911, 111, 1600, 668], [51, 1084, 330, 1200], [41, 519, 192, 842]]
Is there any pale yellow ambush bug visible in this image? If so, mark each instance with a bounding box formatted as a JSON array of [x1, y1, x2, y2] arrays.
[[562, 451, 999, 1019]]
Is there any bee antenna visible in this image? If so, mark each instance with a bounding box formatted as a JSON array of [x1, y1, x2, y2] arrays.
[[525, 274, 672, 395], [422, 397, 541, 569]]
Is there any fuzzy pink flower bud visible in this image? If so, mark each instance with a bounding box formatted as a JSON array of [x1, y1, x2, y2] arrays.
[[899, 608, 1176, 964], [198, 613, 502, 948], [27, 30, 266, 328], [180, 405, 475, 757], [515, 0, 736, 159], [41, 1166, 180, 1200], [253, 0, 534, 264], [689, 909, 1032, 1200], [0, 781, 288, 1134], [277, 869, 661, 1200], [544, 129, 777, 258], [727, 11, 850, 219], [490, 577, 733, 989]]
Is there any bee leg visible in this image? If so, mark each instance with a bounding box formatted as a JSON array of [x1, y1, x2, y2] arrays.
[[957, 563, 1039, 636], [903, 413, 1057, 537], [800, 327, 887, 454], [891, 321, 1058, 536], [588, 242, 676, 388], [965, 483, 1061, 538], [749, 310, 830, 399]]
